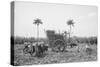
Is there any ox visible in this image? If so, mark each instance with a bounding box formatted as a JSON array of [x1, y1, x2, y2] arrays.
[[23, 42, 48, 57]]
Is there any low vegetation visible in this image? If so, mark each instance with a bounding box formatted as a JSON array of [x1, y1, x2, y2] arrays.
[[12, 36, 97, 66]]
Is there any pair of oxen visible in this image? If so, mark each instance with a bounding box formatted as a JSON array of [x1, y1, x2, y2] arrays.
[[23, 42, 48, 57]]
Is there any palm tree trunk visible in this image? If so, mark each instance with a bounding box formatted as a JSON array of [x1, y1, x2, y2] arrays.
[[35, 25, 39, 56], [69, 25, 71, 43], [37, 25, 39, 43]]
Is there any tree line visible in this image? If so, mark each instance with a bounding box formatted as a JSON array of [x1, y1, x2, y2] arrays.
[[12, 36, 97, 45]]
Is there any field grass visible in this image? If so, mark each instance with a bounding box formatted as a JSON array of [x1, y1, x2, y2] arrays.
[[14, 43, 97, 66]]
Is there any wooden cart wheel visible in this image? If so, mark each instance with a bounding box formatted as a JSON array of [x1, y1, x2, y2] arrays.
[[53, 39, 65, 52]]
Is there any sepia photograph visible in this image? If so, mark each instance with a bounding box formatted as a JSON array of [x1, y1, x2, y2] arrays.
[[11, 1, 98, 66]]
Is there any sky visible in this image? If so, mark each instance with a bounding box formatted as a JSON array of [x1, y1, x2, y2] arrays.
[[14, 1, 98, 38]]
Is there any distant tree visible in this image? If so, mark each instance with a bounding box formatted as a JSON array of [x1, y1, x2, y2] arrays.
[[33, 18, 43, 56], [33, 18, 43, 41], [67, 19, 75, 42], [89, 37, 97, 45]]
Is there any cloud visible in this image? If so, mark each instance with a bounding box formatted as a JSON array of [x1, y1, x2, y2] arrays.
[[77, 12, 97, 20], [88, 12, 96, 17]]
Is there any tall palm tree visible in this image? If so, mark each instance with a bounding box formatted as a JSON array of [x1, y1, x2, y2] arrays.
[[33, 18, 43, 56], [67, 19, 75, 43]]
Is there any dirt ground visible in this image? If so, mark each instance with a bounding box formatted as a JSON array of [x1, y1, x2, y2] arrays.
[[14, 44, 97, 66]]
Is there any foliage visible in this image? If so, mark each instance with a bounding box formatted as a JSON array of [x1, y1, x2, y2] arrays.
[[33, 18, 43, 25], [14, 36, 35, 44], [71, 36, 97, 45], [67, 19, 74, 26]]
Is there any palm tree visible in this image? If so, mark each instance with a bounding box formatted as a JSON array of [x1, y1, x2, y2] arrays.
[[33, 18, 43, 56], [67, 19, 75, 43]]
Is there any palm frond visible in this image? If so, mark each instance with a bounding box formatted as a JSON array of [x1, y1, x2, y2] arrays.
[[33, 18, 43, 25], [67, 19, 75, 26]]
